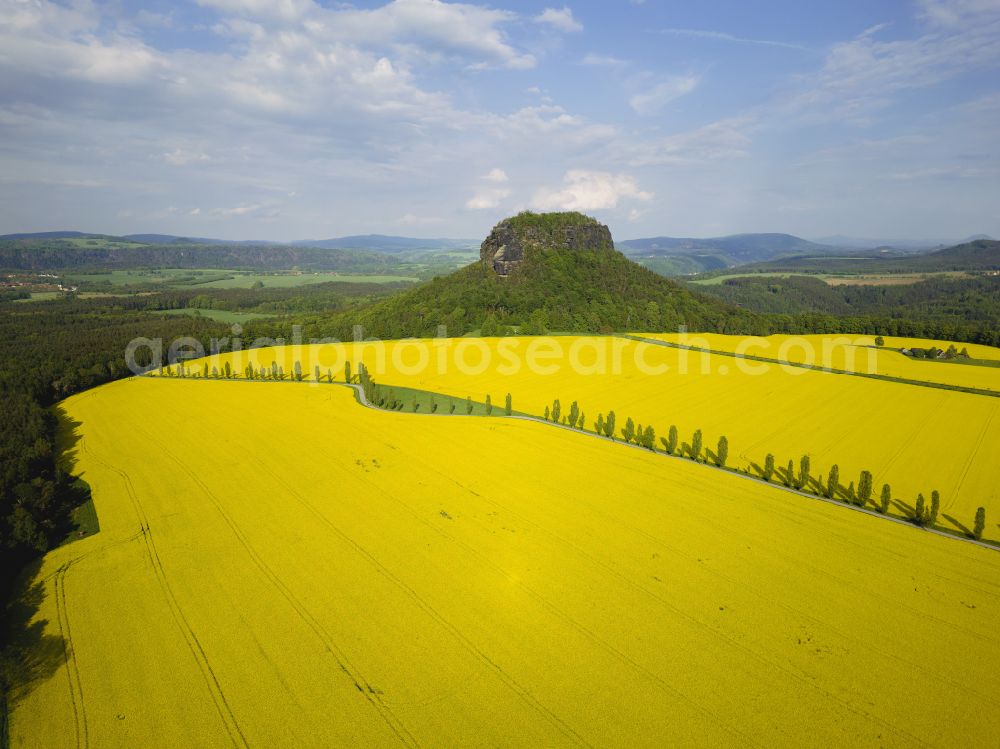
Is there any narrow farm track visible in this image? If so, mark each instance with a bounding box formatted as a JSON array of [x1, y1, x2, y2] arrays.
[[52, 562, 88, 749], [9, 373, 1000, 747], [79, 439, 250, 749], [132, 426, 423, 749]]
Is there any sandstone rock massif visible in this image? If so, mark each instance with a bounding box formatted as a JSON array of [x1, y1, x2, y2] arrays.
[[480, 212, 614, 276]]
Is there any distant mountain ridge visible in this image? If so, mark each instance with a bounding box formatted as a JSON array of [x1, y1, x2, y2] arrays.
[[291, 234, 477, 252], [810, 234, 994, 250], [617, 232, 847, 276], [0, 231, 478, 253], [701, 238, 1000, 276], [618, 232, 832, 262]]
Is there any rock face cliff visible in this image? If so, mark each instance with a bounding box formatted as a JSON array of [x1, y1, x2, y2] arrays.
[[480, 212, 614, 276]]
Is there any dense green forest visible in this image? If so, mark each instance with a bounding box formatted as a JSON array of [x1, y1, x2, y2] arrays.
[[688, 274, 1000, 345], [0, 306, 230, 607], [237, 242, 1000, 346], [0, 239, 414, 273]]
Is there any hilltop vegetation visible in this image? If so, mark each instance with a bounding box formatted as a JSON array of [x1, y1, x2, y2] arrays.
[[323, 239, 761, 338]]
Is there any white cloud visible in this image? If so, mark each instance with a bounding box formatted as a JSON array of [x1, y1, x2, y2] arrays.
[[535, 6, 583, 33], [196, 0, 314, 23], [327, 0, 535, 70], [629, 75, 699, 115], [532, 170, 652, 211], [482, 168, 509, 182], [465, 187, 511, 210], [581, 53, 627, 67]]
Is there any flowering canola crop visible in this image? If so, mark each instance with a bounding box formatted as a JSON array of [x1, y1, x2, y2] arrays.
[[192, 336, 1000, 538], [10, 376, 1000, 747]]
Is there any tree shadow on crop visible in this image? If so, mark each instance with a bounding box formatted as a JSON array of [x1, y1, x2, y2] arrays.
[[942, 514, 972, 537], [52, 408, 99, 544], [892, 499, 915, 518], [777, 466, 796, 487], [54, 408, 83, 469], [2, 560, 69, 719]]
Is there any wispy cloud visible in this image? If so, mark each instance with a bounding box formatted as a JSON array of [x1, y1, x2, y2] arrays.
[[657, 27, 808, 51], [628, 74, 699, 115], [535, 7, 583, 33]]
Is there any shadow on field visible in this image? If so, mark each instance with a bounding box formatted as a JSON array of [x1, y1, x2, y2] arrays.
[[54, 407, 83, 475], [53, 408, 100, 544], [2, 560, 68, 719], [892, 499, 915, 518], [942, 514, 972, 537]]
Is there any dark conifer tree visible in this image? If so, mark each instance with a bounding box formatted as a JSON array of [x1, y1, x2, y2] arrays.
[[717, 436, 729, 467], [973, 507, 986, 540]]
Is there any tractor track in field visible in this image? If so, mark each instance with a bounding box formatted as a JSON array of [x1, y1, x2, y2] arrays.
[[80, 438, 250, 749], [950, 402, 997, 511], [563, 480, 1000, 712], [384, 444, 940, 749], [327, 457, 761, 748], [130, 425, 422, 749], [53, 561, 88, 749], [253, 453, 597, 749]]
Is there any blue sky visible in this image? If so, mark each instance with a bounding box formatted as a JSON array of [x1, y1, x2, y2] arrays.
[[1, 0, 998, 241]]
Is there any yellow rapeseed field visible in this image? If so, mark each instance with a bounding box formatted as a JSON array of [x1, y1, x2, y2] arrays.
[[9, 377, 1000, 747], [637, 332, 1000, 392], [193, 336, 1000, 537]]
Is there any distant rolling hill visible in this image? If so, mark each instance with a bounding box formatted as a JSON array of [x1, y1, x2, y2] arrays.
[[0, 231, 112, 241], [291, 234, 477, 253], [1, 231, 478, 254], [811, 234, 994, 251], [617, 233, 849, 276], [700, 239, 1000, 276]]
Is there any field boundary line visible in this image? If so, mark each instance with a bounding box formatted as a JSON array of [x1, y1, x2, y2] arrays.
[[138, 374, 1000, 552], [624, 334, 1000, 398]]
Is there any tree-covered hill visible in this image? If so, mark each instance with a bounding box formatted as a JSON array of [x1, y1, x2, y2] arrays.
[[701, 239, 1000, 276], [316, 212, 765, 338], [689, 274, 1000, 345]]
